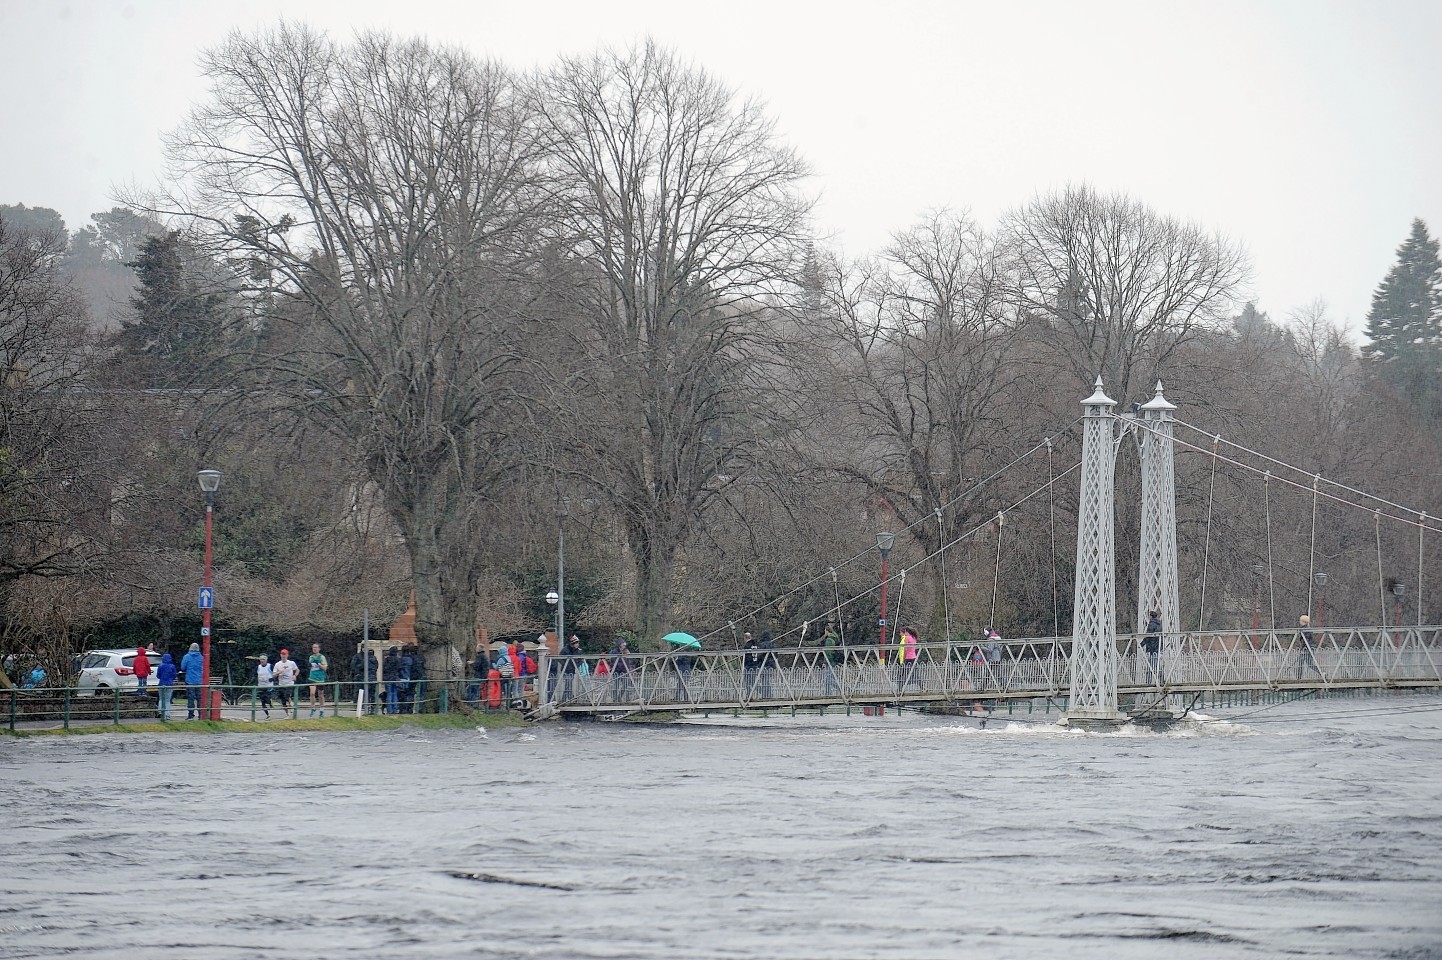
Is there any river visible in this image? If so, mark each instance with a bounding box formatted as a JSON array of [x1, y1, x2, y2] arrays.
[[3, 693, 1440, 959]]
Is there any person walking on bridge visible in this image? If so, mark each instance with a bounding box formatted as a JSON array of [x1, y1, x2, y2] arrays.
[[742, 631, 760, 699], [895, 627, 920, 693], [820, 622, 842, 696], [1141, 612, 1162, 686], [1295, 614, 1321, 680]]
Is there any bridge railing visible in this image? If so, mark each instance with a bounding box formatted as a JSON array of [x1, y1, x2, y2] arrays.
[[548, 626, 1442, 712]]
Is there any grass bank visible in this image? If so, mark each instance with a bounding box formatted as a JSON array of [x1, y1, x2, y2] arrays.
[[2, 711, 529, 737]]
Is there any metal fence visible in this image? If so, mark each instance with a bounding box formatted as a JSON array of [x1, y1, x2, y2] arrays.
[[4, 678, 533, 731], [546, 625, 1442, 714]]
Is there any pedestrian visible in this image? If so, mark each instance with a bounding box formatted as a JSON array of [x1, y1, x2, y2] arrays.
[[820, 621, 842, 696], [983, 627, 1005, 690], [156, 652, 177, 720], [1141, 611, 1162, 686], [383, 646, 403, 714], [742, 631, 760, 699], [307, 642, 329, 717], [351, 643, 379, 713], [610, 637, 635, 702], [1296, 614, 1320, 679], [896, 626, 920, 692], [133, 646, 152, 698], [398, 645, 416, 713], [492, 643, 514, 705], [255, 653, 274, 719], [672, 640, 697, 703], [757, 631, 776, 699], [273, 647, 299, 713], [180, 642, 205, 719], [557, 635, 584, 703], [407, 645, 426, 712], [467, 643, 491, 707]]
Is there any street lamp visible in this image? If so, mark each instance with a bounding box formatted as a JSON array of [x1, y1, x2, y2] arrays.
[[1392, 581, 1406, 631], [876, 532, 896, 652], [1313, 571, 1327, 629], [197, 469, 222, 720], [1250, 563, 1266, 635]]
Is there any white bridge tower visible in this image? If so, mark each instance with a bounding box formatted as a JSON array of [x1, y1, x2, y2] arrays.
[[1066, 378, 1126, 727]]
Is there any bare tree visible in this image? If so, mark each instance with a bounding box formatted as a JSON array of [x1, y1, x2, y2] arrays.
[[1002, 183, 1248, 406], [536, 41, 812, 639], [157, 24, 551, 695], [809, 212, 1022, 632]]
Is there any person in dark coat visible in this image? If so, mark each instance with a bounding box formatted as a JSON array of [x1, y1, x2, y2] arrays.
[[1142, 610, 1162, 685], [757, 631, 776, 699], [383, 646, 403, 715], [467, 644, 491, 707], [351, 644, 379, 712], [742, 631, 760, 699]]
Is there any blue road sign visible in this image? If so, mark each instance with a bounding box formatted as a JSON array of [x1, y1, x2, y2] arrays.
[[198, 587, 214, 609]]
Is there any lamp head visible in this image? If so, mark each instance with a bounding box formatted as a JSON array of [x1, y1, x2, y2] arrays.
[[197, 469, 222, 494], [876, 531, 896, 557], [1313, 572, 1328, 588], [545, 590, 559, 606], [1392, 581, 1406, 599]]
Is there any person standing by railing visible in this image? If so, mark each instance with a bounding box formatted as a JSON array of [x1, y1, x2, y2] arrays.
[[1141, 612, 1162, 686], [180, 643, 205, 720], [1295, 614, 1320, 680], [156, 653, 177, 721], [467, 643, 491, 707], [133, 647, 152, 699], [610, 637, 635, 702], [742, 631, 760, 698], [383, 646, 402, 714]]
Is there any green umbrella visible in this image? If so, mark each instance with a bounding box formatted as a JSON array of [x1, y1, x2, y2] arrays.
[[662, 632, 701, 649]]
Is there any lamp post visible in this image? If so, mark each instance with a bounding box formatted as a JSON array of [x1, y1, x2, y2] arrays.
[[1250, 563, 1266, 636], [877, 532, 896, 653], [197, 469, 222, 720], [1313, 571, 1327, 629], [1392, 581, 1406, 633]]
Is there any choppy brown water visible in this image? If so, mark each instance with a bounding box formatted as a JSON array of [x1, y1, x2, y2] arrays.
[[3, 695, 1440, 959]]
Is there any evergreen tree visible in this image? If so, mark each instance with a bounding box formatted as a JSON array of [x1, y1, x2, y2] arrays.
[[1362, 219, 1442, 403], [112, 231, 232, 386]]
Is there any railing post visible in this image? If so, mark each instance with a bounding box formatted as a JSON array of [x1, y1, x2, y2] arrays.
[[440, 686, 448, 714], [112, 688, 120, 726], [8, 689, 15, 732], [64, 688, 71, 729]]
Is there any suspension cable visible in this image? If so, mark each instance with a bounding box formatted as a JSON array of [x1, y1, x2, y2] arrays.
[[937, 509, 951, 642], [1264, 471, 1276, 631], [1172, 417, 1440, 527], [1376, 510, 1387, 627], [890, 569, 907, 645], [697, 416, 1087, 645], [1047, 437, 1060, 638], [1195, 435, 1219, 631], [990, 512, 1005, 629]]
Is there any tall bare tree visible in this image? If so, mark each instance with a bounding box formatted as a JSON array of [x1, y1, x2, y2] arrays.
[[158, 24, 550, 692], [1002, 183, 1248, 406], [810, 212, 1021, 633], [536, 41, 811, 639]]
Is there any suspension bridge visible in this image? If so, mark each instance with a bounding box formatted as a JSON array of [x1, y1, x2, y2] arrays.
[[536, 379, 1442, 723]]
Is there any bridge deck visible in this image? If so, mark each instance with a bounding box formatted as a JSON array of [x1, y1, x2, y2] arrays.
[[544, 626, 1442, 715]]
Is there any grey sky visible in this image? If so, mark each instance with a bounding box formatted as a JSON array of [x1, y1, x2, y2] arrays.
[[3, 0, 1438, 336]]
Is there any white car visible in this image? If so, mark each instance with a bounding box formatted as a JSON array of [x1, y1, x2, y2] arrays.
[[76, 649, 162, 696]]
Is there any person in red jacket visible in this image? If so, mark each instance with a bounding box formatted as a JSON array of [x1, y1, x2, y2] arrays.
[[133, 647, 152, 698]]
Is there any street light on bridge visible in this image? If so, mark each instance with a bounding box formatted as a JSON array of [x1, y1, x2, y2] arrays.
[[197, 469, 222, 720], [876, 532, 896, 653], [1391, 581, 1406, 633], [1313, 571, 1327, 629], [1250, 563, 1266, 637]]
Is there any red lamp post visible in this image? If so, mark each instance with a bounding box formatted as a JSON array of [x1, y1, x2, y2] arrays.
[[877, 532, 895, 656], [198, 469, 222, 719]]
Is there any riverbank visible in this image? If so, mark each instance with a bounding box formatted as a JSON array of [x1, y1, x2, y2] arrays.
[[1, 711, 528, 737]]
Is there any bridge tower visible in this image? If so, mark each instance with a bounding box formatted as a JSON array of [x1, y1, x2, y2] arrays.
[[1066, 377, 1127, 727], [1135, 381, 1182, 715]]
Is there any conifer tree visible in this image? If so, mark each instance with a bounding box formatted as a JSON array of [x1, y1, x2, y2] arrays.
[[1362, 219, 1442, 399]]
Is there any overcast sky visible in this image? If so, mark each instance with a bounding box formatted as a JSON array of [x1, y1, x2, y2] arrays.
[[3, 0, 1439, 337]]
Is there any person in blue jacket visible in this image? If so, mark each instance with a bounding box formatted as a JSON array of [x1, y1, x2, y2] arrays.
[[180, 643, 206, 719], [156, 653, 178, 720]]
